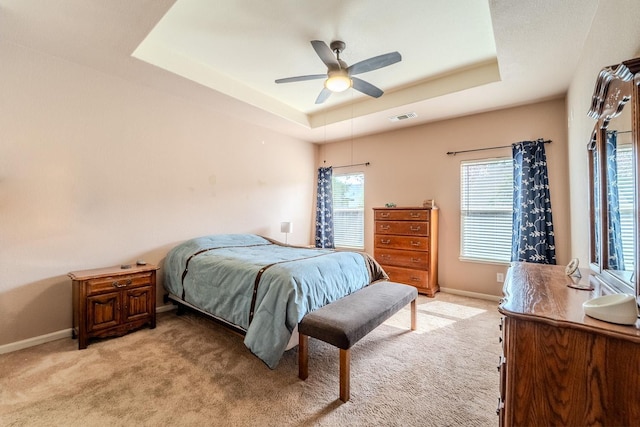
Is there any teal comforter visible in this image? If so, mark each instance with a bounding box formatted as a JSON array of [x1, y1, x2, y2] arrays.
[[164, 234, 387, 368]]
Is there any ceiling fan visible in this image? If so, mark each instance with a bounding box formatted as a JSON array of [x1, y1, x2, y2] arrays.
[[275, 40, 402, 104]]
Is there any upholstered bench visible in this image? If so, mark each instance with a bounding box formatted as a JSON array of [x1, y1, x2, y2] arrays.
[[298, 281, 418, 402]]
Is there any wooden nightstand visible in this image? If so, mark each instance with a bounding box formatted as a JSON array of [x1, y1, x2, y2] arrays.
[[69, 264, 157, 349]]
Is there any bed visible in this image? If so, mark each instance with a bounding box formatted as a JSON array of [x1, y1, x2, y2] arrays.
[[163, 234, 388, 368]]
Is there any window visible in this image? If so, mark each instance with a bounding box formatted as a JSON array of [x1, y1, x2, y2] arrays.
[[332, 172, 364, 249], [460, 158, 513, 263]]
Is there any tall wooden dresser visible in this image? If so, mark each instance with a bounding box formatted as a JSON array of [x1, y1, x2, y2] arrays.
[[498, 262, 640, 426], [373, 206, 439, 296]]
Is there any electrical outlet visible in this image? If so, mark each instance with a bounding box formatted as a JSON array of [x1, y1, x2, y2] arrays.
[[497, 273, 504, 283]]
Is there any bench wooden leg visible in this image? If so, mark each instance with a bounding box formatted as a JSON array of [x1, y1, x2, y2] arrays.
[[339, 348, 350, 402], [411, 298, 417, 331], [299, 333, 308, 380]]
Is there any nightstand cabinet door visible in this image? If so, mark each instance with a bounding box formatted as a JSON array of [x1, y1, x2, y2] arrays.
[[124, 286, 154, 323], [87, 292, 121, 333], [69, 265, 157, 349], [373, 207, 439, 296]]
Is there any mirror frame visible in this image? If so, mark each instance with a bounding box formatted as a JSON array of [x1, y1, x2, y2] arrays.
[[588, 57, 640, 296]]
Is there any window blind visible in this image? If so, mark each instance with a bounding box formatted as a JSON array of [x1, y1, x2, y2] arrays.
[[460, 158, 513, 263], [333, 173, 365, 249], [616, 143, 635, 269]]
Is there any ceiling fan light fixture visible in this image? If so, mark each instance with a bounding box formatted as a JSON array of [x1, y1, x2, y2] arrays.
[[324, 70, 352, 92]]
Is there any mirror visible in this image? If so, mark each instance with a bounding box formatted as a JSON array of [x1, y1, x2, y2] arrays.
[[588, 57, 640, 295]]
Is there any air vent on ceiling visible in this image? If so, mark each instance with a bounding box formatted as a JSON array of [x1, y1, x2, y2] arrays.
[[388, 112, 417, 122]]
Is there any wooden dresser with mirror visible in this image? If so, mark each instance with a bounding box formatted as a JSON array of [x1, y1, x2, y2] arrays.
[[498, 57, 640, 426]]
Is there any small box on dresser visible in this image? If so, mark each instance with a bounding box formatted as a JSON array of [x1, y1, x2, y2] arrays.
[[373, 206, 439, 296], [69, 264, 158, 349]]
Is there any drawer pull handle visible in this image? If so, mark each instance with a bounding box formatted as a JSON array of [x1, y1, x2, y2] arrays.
[[380, 212, 390, 218], [380, 255, 391, 260], [112, 280, 132, 288], [411, 258, 421, 263], [380, 239, 391, 244], [410, 277, 420, 282], [410, 212, 420, 218], [410, 226, 421, 231], [380, 225, 390, 231], [410, 241, 421, 247]]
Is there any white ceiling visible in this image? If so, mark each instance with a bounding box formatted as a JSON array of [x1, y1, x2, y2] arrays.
[[0, 0, 599, 143]]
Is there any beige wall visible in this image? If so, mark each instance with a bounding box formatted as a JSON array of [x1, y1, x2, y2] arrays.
[[567, 0, 640, 265], [319, 98, 570, 296], [0, 41, 316, 346], [5, 1, 640, 349]]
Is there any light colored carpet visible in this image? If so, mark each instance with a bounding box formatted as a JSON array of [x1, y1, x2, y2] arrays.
[[0, 292, 501, 426]]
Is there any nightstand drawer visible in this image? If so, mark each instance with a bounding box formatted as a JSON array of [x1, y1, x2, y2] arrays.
[[86, 272, 153, 294]]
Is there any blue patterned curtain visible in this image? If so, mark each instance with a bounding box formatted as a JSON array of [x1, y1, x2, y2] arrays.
[[315, 167, 335, 248], [604, 131, 625, 269], [511, 140, 556, 264]]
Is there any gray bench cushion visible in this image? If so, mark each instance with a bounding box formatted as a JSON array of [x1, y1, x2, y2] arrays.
[[298, 281, 418, 349]]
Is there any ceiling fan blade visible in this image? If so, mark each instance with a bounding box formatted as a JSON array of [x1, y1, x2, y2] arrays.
[[347, 52, 402, 76], [311, 40, 339, 68], [351, 77, 383, 98], [275, 74, 327, 84], [315, 87, 332, 104]]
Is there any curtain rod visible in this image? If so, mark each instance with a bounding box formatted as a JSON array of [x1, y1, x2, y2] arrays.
[[446, 139, 552, 156], [323, 161, 371, 169]]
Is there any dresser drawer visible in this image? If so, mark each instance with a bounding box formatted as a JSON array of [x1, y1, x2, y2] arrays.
[[375, 209, 429, 221], [374, 235, 429, 251], [376, 248, 429, 269], [86, 272, 153, 295], [375, 221, 429, 236], [382, 265, 429, 288]]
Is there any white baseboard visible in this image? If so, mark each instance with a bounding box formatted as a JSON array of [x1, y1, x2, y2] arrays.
[[0, 305, 177, 355], [0, 329, 73, 355], [439, 287, 502, 302], [156, 303, 177, 313]]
